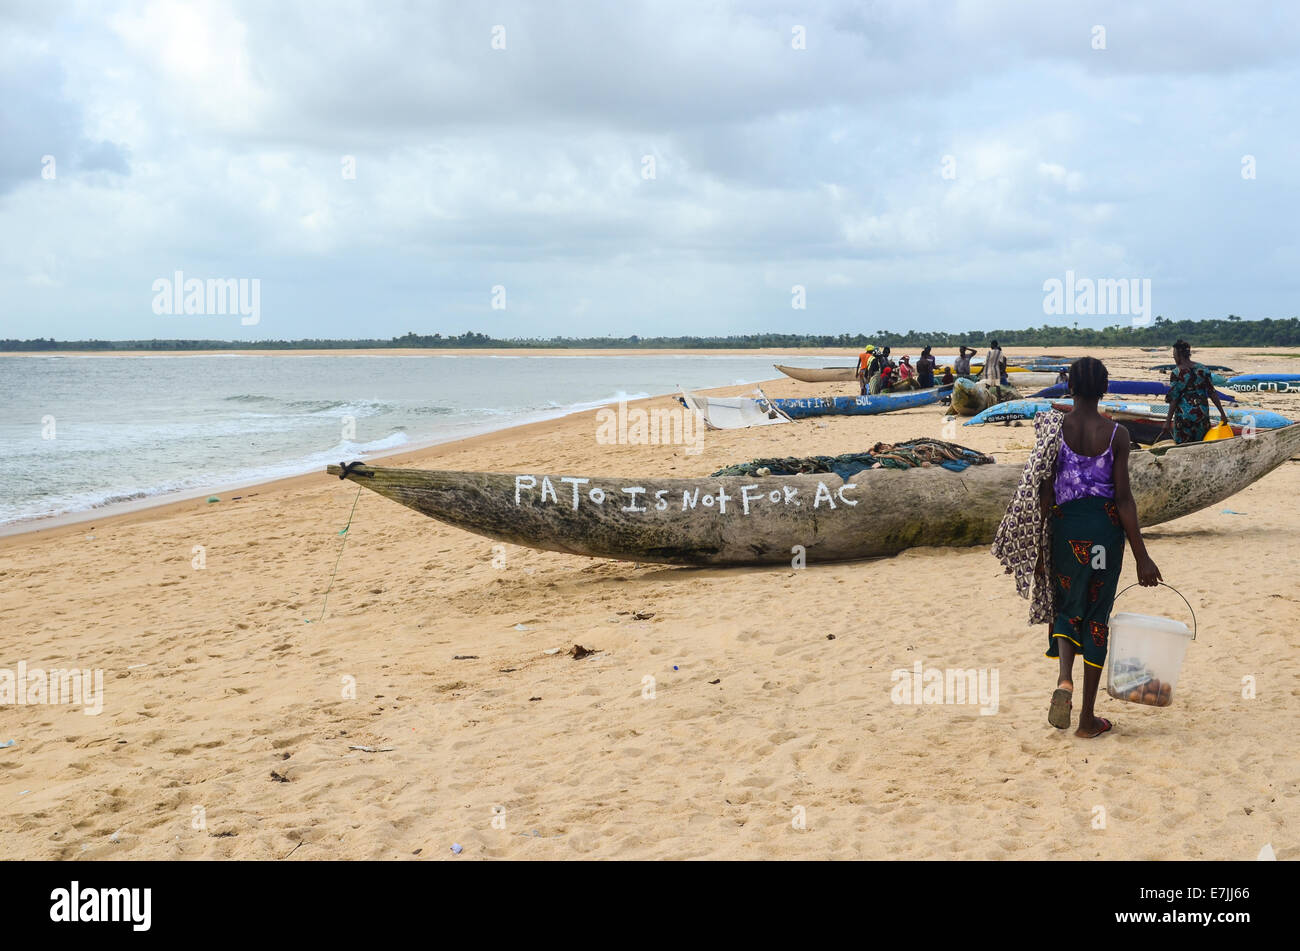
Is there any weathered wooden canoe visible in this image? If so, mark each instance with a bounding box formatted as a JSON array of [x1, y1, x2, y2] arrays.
[[775, 360, 1043, 385], [774, 364, 858, 383], [326, 423, 1300, 566]]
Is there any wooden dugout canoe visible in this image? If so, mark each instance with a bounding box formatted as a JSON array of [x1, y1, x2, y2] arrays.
[[326, 423, 1300, 567], [775, 362, 1032, 384], [773, 364, 858, 383]]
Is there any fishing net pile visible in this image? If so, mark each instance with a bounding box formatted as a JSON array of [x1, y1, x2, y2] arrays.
[[710, 438, 996, 480]]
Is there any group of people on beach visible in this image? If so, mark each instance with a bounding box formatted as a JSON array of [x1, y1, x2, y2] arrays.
[[995, 341, 1228, 739], [857, 341, 1014, 395], [856, 345, 939, 394]]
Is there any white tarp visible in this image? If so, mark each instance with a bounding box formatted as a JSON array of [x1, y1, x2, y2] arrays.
[[681, 388, 793, 431]]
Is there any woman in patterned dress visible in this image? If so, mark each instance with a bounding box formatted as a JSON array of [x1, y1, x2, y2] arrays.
[[992, 358, 1163, 739], [1045, 358, 1162, 737], [1163, 340, 1231, 443]]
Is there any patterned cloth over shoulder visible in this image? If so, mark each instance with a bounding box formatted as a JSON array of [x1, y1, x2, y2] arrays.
[[991, 409, 1065, 624]]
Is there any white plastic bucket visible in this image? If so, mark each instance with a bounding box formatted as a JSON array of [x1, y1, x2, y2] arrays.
[[1105, 584, 1196, 707]]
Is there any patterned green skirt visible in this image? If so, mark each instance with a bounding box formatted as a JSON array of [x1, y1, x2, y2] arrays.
[[1046, 496, 1125, 669]]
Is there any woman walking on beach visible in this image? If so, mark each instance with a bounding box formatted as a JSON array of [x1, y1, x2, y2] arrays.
[[992, 357, 1161, 738], [1163, 339, 1231, 443]]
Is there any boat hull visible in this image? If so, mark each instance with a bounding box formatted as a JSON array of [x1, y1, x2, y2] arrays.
[[325, 423, 1300, 566], [773, 364, 857, 383], [768, 387, 949, 418], [965, 399, 1292, 430], [1226, 374, 1300, 393], [1029, 381, 1238, 403]]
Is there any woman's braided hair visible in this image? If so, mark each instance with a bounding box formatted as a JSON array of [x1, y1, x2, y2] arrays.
[[1173, 339, 1191, 359], [1068, 356, 1109, 399]]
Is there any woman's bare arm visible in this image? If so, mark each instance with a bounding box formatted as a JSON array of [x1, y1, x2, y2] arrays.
[[1208, 380, 1230, 424]]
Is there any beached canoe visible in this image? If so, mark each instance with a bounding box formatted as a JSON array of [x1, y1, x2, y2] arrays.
[[971, 401, 1254, 444], [766, 386, 952, 419], [1224, 374, 1300, 393], [773, 364, 858, 383], [1151, 363, 1235, 373], [774, 362, 1016, 383], [680, 388, 792, 430], [1029, 380, 1238, 403], [949, 378, 1019, 416], [964, 398, 1293, 429], [325, 422, 1300, 566]]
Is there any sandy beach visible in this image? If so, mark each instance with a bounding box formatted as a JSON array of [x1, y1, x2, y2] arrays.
[[2, 346, 1297, 860]]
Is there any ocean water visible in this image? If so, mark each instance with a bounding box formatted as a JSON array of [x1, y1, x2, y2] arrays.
[[0, 352, 840, 528]]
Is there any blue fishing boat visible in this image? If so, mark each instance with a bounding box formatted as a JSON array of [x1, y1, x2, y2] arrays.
[[770, 385, 952, 419], [1030, 380, 1237, 403], [964, 398, 1292, 429], [1225, 373, 1300, 393], [1151, 363, 1235, 373]]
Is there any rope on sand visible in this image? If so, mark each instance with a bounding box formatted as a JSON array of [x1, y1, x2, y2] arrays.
[[308, 484, 362, 623]]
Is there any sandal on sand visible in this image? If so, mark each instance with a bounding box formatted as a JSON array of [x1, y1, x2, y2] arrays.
[[1048, 688, 1073, 729], [1078, 717, 1113, 739]]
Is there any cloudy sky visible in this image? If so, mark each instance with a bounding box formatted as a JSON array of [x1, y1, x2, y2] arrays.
[[2, 0, 1297, 341]]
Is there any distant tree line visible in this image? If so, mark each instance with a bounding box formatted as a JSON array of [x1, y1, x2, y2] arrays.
[[4, 316, 1299, 352]]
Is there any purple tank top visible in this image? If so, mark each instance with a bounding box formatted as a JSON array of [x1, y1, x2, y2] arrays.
[[1054, 424, 1118, 504]]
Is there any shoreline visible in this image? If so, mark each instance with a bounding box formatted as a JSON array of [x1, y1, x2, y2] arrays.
[[6, 343, 1297, 544], [0, 381, 750, 548]]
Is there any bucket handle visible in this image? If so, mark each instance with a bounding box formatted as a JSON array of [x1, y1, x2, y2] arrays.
[[1113, 581, 1197, 641]]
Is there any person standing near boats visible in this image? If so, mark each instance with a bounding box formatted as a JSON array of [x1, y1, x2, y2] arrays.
[[981, 340, 1005, 383], [1163, 340, 1231, 443], [992, 357, 1162, 739], [857, 345, 878, 396], [954, 346, 977, 379], [916, 346, 936, 389]]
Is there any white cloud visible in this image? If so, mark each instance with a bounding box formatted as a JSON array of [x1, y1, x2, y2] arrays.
[[1, 0, 1297, 339]]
